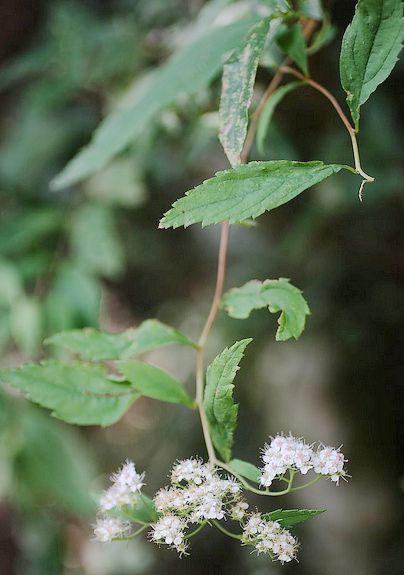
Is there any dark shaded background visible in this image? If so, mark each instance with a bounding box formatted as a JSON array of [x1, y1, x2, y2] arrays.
[[0, 1, 403, 574]]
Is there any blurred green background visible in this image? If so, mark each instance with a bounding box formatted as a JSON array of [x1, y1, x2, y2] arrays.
[[0, 1, 403, 574]]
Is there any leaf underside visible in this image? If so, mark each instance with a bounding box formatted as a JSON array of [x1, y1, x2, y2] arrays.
[[219, 17, 271, 166]]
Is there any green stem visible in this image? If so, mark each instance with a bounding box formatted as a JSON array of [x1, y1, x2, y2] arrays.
[[211, 520, 242, 540], [187, 522, 207, 538], [280, 65, 374, 200], [195, 221, 230, 462], [217, 460, 294, 496], [290, 475, 322, 492], [112, 525, 147, 541]]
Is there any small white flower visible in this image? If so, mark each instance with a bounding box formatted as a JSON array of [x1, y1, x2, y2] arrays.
[[111, 459, 145, 492], [171, 458, 205, 485], [150, 514, 188, 554], [99, 483, 139, 511], [230, 500, 249, 521], [242, 513, 298, 563], [312, 445, 347, 484], [93, 517, 130, 542]]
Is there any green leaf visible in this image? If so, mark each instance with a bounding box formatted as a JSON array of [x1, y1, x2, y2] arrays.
[[297, 0, 323, 20], [116, 495, 159, 524], [256, 81, 302, 154], [160, 161, 345, 229], [222, 278, 310, 341], [10, 296, 42, 358], [277, 23, 309, 76], [228, 458, 261, 483], [45, 319, 197, 361], [204, 339, 252, 462], [69, 203, 124, 278], [14, 407, 96, 516], [118, 361, 194, 407], [263, 508, 325, 528], [125, 319, 198, 356], [0, 361, 138, 426], [51, 16, 260, 189], [219, 18, 271, 166], [340, 0, 404, 130]]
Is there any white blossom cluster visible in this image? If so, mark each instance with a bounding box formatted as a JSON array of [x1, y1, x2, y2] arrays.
[[150, 458, 247, 554], [94, 459, 145, 542], [242, 512, 298, 563], [260, 434, 347, 487]]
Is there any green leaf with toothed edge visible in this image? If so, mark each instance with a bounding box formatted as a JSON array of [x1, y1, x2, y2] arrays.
[[159, 161, 347, 229], [45, 319, 197, 361], [221, 278, 310, 341], [204, 339, 252, 462], [228, 458, 261, 483], [340, 0, 404, 131], [0, 361, 139, 426], [118, 361, 194, 408], [263, 508, 326, 528], [50, 16, 261, 189], [219, 17, 271, 166]]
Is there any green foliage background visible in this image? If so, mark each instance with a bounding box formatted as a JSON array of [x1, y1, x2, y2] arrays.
[[0, 1, 403, 573]]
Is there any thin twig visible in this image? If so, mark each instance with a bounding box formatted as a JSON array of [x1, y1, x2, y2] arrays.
[[195, 221, 230, 461], [211, 520, 242, 540], [280, 65, 374, 200]]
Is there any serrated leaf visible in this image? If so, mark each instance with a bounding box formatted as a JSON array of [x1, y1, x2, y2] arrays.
[[219, 18, 271, 166], [277, 23, 309, 76], [222, 278, 310, 341], [228, 458, 261, 483], [118, 361, 194, 408], [204, 339, 252, 462], [0, 361, 138, 426], [340, 0, 404, 130], [51, 16, 260, 189], [263, 508, 325, 528], [116, 495, 160, 524], [159, 161, 345, 229], [45, 319, 197, 361], [256, 81, 302, 154]]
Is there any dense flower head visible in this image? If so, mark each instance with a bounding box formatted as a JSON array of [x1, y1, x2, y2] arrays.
[[260, 433, 347, 487], [93, 517, 131, 542], [312, 445, 347, 484], [150, 514, 188, 555], [94, 460, 146, 542], [154, 458, 244, 524], [98, 459, 145, 512], [242, 512, 298, 564]]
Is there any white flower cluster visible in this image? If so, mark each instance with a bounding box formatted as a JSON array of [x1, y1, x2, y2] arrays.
[[260, 434, 347, 487], [242, 512, 298, 563], [94, 459, 145, 542], [150, 458, 247, 554], [93, 516, 131, 542]]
